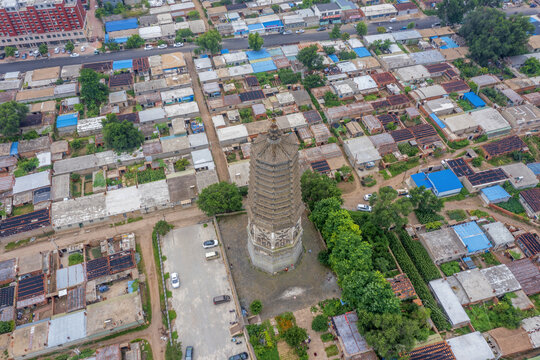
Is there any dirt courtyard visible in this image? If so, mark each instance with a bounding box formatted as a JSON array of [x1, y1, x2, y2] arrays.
[[218, 213, 340, 319]]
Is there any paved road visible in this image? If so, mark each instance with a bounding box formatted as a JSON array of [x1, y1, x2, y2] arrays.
[[0, 6, 538, 73]]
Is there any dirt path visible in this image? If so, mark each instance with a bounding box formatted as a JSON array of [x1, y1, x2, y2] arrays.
[[185, 53, 230, 182], [2, 206, 208, 360]]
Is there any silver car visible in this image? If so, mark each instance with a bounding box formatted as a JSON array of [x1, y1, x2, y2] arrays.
[[170, 272, 180, 288]]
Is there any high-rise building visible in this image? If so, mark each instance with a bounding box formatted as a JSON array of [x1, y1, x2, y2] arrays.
[[246, 121, 304, 274], [0, 0, 87, 47]]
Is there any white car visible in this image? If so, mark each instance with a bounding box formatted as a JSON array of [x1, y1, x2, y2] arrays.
[[70, 52, 79, 57], [173, 42, 184, 47], [157, 44, 168, 49], [54, 47, 60, 54], [357, 204, 372, 212], [80, 46, 86, 52], [203, 239, 219, 249], [363, 193, 373, 201], [170, 272, 180, 288], [295, 29, 305, 34], [282, 30, 292, 35], [144, 45, 153, 50]]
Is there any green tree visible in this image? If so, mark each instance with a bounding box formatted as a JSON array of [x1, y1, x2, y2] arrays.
[[0, 320, 14, 334], [356, 21, 367, 36], [356, 309, 427, 358], [70, 138, 82, 151], [250, 299, 263, 315], [341, 32, 350, 41], [187, 10, 200, 19], [407, 22, 415, 29], [409, 186, 443, 216], [342, 271, 400, 314], [65, 41, 75, 52], [311, 314, 328, 332], [300, 170, 342, 211], [154, 220, 174, 236], [271, 4, 280, 12], [322, 210, 361, 249], [303, 74, 325, 89], [520, 57, 540, 77], [297, 44, 323, 71], [370, 187, 412, 229], [376, 26, 386, 34], [309, 196, 342, 230], [176, 28, 194, 42], [197, 29, 222, 54], [248, 32, 264, 51], [459, 8, 533, 66], [4, 46, 16, 57], [283, 326, 308, 347], [197, 181, 243, 216], [436, 0, 466, 25], [79, 68, 109, 113], [38, 43, 48, 55], [174, 158, 190, 171], [165, 341, 182, 360], [330, 24, 341, 39], [126, 34, 145, 49], [323, 45, 335, 55], [0, 101, 28, 137], [329, 232, 372, 278], [277, 69, 300, 84], [102, 120, 144, 152]]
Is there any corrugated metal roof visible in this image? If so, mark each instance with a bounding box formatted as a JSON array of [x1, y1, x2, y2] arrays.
[[47, 310, 87, 347], [56, 263, 85, 290]]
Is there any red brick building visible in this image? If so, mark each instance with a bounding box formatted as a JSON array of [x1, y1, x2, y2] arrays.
[[0, 0, 86, 47]]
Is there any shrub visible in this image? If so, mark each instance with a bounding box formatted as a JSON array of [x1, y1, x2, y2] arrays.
[[311, 314, 328, 332], [250, 299, 263, 315], [0, 320, 14, 334], [447, 209, 467, 221], [397, 229, 441, 282], [482, 252, 501, 266], [276, 312, 295, 334], [440, 261, 461, 276], [325, 345, 339, 357], [320, 333, 334, 342], [283, 326, 307, 347]]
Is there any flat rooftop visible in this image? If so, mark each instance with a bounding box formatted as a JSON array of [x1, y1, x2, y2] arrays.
[[86, 292, 144, 337], [419, 228, 467, 264]]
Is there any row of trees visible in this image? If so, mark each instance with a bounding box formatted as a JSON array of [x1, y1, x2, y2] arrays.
[[301, 171, 435, 358]]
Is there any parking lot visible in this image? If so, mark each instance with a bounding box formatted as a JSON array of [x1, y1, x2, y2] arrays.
[[162, 223, 248, 360]]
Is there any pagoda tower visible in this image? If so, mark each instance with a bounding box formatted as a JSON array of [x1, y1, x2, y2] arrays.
[[246, 121, 304, 274]]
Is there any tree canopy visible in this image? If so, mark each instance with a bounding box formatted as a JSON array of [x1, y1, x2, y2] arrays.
[[342, 271, 400, 315], [102, 114, 144, 153], [309, 196, 342, 230], [459, 8, 533, 66], [4, 46, 15, 57], [369, 187, 412, 229], [303, 74, 325, 89], [79, 68, 109, 114], [197, 29, 222, 54], [297, 44, 323, 71], [126, 34, 145, 49], [38, 43, 48, 55], [330, 24, 341, 39], [520, 57, 540, 77], [437, 0, 502, 25], [197, 181, 243, 216], [0, 101, 28, 137], [300, 170, 342, 211], [65, 41, 75, 52], [248, 33, 264, 51], [355, 22, 367, 36]]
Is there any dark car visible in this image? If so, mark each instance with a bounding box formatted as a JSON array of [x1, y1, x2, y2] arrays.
[[316, 26, 326, 31], [185, 346, 193, 360], [228, 352, 248, 360], [213, 295, 231, 305], [0, 53, 4, 60]]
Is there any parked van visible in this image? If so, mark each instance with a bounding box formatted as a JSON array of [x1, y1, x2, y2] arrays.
[[213, 295, 231, 305], [205, 251, 220, 260]]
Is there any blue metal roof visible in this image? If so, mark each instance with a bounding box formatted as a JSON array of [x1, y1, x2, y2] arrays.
[[105, 18, 138, 33], [248, 23, 264, 32], [246, 49, 271, 61], [56, 113, 78, 128], [481, 185, 511, 202], [428, 169, 463, 194], [221, 49, 229, 54], [104, 34, 128, 43], [411, 172, 433, 189], [527, 162, 540, 175], [439, 36, 458, 49], [429, 113, 446, 129], [452, 222, 492, 253], [463, 92, 486, 108], [113, 59, 133, 70], [262, 20, 283, 28], [328, 54, 339, 63], [10, 142, 18, 156], [352, 47, 371, 58], [251, 60, 277, 73]]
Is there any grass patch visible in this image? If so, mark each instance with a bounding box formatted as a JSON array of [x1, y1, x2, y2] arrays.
[[509, 250, 521, 260], [247, 320, 280, 360], [320, 333, 334, 342], [68, 252, 84, 266], [12, 203, 34, 216], [127, 216, 143, 223], [387, 157, 419, 177], [5, 237, 31, 251], [497, 197, 525, 215], [481, 252, 501, 266], [447, 209, 467, 222], [325, 344, 339, 357]]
